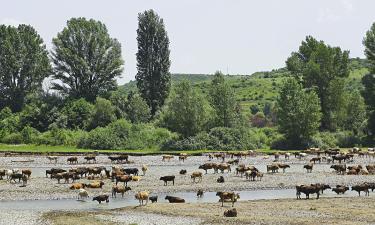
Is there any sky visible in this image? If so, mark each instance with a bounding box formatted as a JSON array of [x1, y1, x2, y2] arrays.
[[1, 0, 375, 84]]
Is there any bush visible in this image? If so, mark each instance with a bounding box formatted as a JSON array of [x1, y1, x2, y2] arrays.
[[21, 126, 40, 144], [78, 127, 121, 150], [162, 127, 275, 151], [2, 133, 23, 144], [78, 119, 177, 150], [36, 128, 86, 146]]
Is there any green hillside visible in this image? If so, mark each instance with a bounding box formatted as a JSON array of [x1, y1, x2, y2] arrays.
[[120, 58, 369, 115]]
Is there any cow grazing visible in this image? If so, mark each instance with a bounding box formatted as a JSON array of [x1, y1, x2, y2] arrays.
[[217, 163, 231, 173], [149, 196, 158, 203], [330, 164, 346, 175], [84, 156, 96, 164], [332, 185, 349, 194], [78, 188, 89, 200], [191, 171, 203, 183], [296, 185, 320, 199], [46, 156, 58, 164], [310, 157, 321, 164], [160, 176, 175, 186], [216, 192, 240, 207], [199, 163, 218, 174], [351, 183, 369, 196], [141, 165, 148, 176], [21, 169, 32, 178], [116, 175, 132, 187], [303, 164, 313, 173], [135, 191, 149, 205], [162, 155, 174, 162], [277, 164, 290, 173], [67, 157, 78, 164], [112, 185, 131, 198]]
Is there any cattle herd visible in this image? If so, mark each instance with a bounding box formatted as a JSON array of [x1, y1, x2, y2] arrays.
[[1, 147, 375, 217]]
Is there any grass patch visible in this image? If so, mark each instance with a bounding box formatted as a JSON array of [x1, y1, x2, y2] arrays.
[[0, 143, 301, 155]]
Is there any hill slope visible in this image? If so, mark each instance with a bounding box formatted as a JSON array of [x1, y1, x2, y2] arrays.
[[120, 58, 369, 114]]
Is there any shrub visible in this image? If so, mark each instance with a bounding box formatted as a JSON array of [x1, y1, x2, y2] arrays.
[[2, 133, 23, 144], [21, 126, 40, 144], [78, 127, 121, 150], [36, 128, 86, 146]]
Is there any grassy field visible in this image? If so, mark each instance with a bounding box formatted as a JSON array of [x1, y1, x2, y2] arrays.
[[0, 144, 285, 155]]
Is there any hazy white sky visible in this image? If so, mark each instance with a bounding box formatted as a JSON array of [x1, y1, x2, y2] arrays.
[[1, 0, 374, 84]]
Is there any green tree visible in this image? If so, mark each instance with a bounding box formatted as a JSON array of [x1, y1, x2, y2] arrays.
[[0, 24, 50, 112], [276, 78, 321, 148], [62, 98, 94, 130], [126, 92, 151, 123], [286, 36, 349, 131], [89, 97, 116, 129], [345, 91, 366, 134], [160, 81, 212, 138], [209, 71, 238, 127], [136, 10, 171, 116], [361, 74, 375, 135], [51, 17, 124, 102], [109, 90, 128, 118], [362, 23, 375, 135]]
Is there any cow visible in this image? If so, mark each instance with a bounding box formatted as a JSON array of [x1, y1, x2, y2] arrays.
[[160, 176, 175, 186], [165, 196, 185, 203], [296, 185, 320, 199], [93, 195, 109, 204], [216, 192, 240, 207]]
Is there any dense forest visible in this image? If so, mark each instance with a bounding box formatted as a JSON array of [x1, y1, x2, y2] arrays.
[[1, 9, 375, 151]]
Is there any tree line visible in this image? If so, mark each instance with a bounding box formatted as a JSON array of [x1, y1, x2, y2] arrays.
[[1, 9, 375, 150]]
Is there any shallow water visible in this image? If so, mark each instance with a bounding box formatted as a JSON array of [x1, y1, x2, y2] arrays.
[[0, 188, 366, 211]]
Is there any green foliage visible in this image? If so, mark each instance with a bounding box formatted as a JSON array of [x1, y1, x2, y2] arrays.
[[109, 90, 128, 118], [21, 126, 40, 144], [345, 91, 367, 134], [0, 113, 20, 140], [61, 99, 94, 130], [160, 81, 212, 138], [37, 127, 86, 146], [19, 92, 64, 132], [363, 22, 375, 74], [162, 127, 277, 151], [0, 24, 51, 112], [136, 10, 171, 115], [362, 74, 375, 136], [51, 17, 124, 102], [286, 36, 349, 130], [2, 133, 23, 144], [209, 71, 239, 127], [126, 92, 151, 123], [276, 78, 322, 148], [78, 119, 176, 150], [251, 112, 267, 128], [89, 97, 116, 129], [0, 107, 12, 120]]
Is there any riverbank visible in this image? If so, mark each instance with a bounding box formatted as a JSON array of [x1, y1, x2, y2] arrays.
[[0, 144, 291, 155], [40, 196, 375, 225], [0, 154, 374, 201]]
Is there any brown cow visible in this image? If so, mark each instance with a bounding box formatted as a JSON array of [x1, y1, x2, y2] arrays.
[[216, 192, 240, 207]]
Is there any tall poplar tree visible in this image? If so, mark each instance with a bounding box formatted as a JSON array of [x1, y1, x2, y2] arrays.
[[136, 10, 171, 116]]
